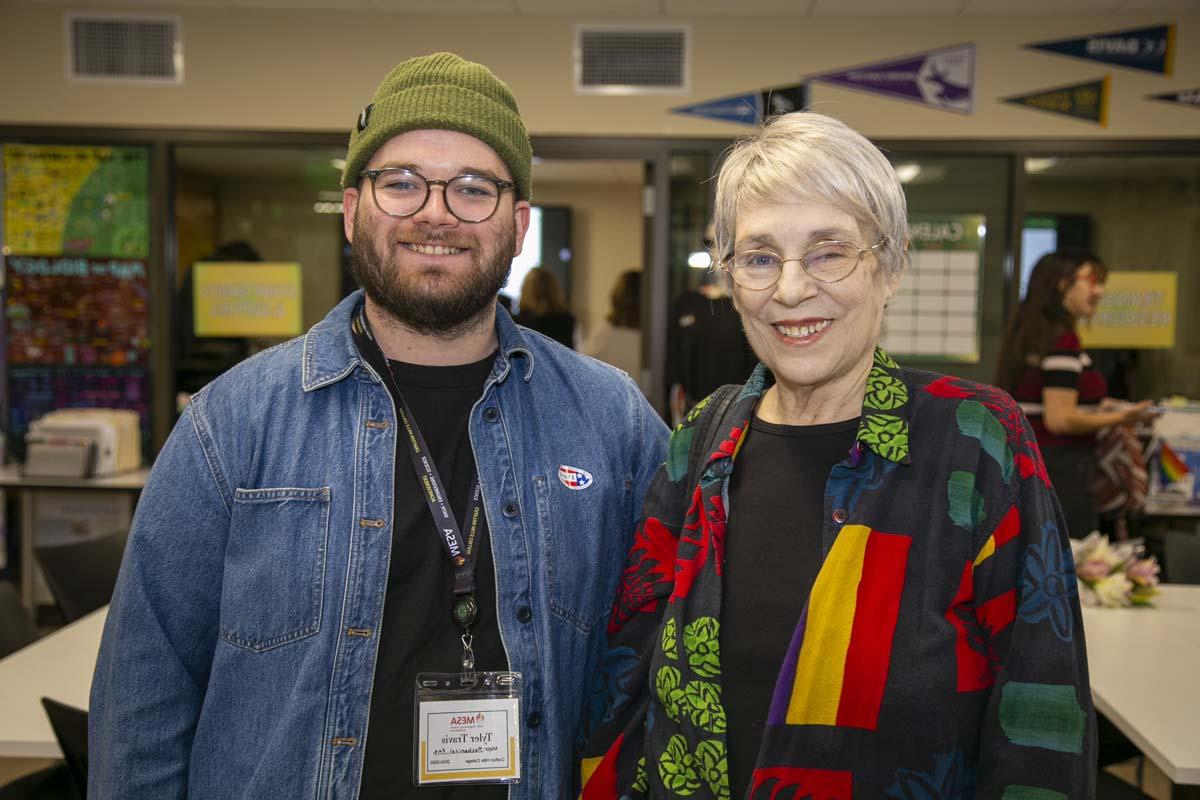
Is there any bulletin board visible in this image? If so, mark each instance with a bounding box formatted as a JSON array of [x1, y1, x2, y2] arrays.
[[880, 214, 985, 363], [1, 145, 152, 460]]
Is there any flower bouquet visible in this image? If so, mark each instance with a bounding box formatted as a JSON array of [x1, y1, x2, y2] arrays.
[[1070, 532, 1161, 608]]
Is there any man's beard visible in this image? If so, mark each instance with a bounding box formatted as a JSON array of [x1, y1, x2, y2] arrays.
[[349, 212, 515, 338]]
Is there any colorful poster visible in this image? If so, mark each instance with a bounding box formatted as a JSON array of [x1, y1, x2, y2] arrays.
[[1026, 24, 1174, 76], [1147, 88, 1200, 110], [1004, 77, 1109, 126], [881, 215, 984, 363], [5, 256, 150, 367], [1079, 271, 1176, 350], [7, 366, 151, 461], [3, 144, 149, 258], [192, 262, 303, 337], [672, 83, 809, 126], [810, 44, 974, 113]]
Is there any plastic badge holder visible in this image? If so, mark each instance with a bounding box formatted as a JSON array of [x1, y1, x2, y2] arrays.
[[413, 671, 522, 786]]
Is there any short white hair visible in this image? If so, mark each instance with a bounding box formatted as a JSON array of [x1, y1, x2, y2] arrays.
[[713, 112, 909, 282]]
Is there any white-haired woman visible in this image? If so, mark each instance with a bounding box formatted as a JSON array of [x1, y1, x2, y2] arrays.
[[578, 112, 1095, 799]]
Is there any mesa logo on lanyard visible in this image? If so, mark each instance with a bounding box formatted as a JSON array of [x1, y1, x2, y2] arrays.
[[557, 465, 594, 490]]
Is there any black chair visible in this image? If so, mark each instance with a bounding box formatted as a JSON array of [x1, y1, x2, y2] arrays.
[[34, 530, 128, 623], [0, 764, 78, 800], [41, 699, 87, 799], [1163, 530, 1200, 584], [0, 581, 40, 659], [1096, 769, 1154, 799]]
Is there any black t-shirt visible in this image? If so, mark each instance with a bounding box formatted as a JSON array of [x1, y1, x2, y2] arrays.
[[357, 353, 508, 800], [721, 414, 859, 798], [667, 291, 758, 402]]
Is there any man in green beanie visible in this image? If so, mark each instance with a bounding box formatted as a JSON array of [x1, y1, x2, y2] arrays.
[[90, 52, 668, 800]]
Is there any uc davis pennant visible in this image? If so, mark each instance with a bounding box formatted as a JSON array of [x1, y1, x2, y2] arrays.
[[1004, 77, 1109, 126], [672, 83, 809, 126], [1148, 88, 1200, 110], [810, 44, 974, 113], [1026, 24, 1175, 76]]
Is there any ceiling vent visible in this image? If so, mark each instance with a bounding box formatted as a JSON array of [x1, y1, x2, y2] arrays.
[[576, 26, 689, 95], [68, 13, 183, 83]]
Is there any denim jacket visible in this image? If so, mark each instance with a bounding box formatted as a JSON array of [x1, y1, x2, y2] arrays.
[[89, 291, 669, 800]]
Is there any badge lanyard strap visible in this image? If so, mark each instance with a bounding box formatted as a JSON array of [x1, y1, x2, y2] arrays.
[[353, 309, 486, 675]]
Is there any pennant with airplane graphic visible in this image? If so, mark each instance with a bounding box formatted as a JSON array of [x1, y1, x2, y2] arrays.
[[1147, 88, 1200, 110], [809, 44, 974, 113], [1004, 77, 1109, 126], [1026, 24, 1174, 75], [671, 83, 810, 126]]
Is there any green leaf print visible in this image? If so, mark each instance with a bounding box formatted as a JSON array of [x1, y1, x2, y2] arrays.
[[659, 735, 702, 796], [633, 756, 649, 794], [864, 372, 909, 411], [684, 680, 727, 734], [874, 348, 899, 369], [684, 617, 721, 678], [956, 400, 1014, 482], [656, 665, 685, 723], [666, 424, 695, 482], [860, 413, 910, 462], [663, 617, 678, 661], [948, 470, 987, 532], [696, 740, 731, 800]]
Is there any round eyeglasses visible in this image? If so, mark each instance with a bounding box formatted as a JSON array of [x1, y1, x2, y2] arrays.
[[359, 168, 515, 223], [720, 237, 887, 290]]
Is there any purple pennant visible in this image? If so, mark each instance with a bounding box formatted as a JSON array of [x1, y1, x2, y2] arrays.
[[813, 44, 974, 114]]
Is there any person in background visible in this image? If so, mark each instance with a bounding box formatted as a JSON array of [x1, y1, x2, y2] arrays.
[[515, 267, 576, 348], [995, 251, 1157, 539], [579, 111, 1095, 798], [90, 52, 667, 800], [582, 270, 642, 380], [667, 223, 758, 425]]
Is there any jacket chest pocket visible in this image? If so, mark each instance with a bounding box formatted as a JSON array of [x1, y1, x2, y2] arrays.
[[533, 472, 628, 634], [220, 487, 330, 653]]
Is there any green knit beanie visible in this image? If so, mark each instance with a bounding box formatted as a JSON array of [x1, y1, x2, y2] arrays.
[[342, 52, 532, 200]]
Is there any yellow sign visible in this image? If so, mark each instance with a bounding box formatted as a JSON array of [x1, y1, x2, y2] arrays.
[[193, 262, 302, 337], [1080, 270, 1176, 349]]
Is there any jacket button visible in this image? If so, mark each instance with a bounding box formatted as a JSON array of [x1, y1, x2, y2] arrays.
[[483, 407, 500, 422], [517, 607, 532, 623], [503, 503, 519, 518], [832, 508, 849, 524], [527, 712, 541, 728]]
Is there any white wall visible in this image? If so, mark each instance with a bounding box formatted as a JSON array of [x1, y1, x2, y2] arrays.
[[1, 5, 1197, 139]]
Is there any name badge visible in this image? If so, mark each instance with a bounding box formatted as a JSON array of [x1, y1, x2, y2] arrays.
[[414, 672, 522, 786]]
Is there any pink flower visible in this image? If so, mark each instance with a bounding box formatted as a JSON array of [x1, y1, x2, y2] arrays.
[[1126, 557, 1161, 588], [1077, 558, 1112, 582]]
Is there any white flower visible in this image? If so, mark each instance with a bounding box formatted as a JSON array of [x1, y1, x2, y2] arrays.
[[1091, 573, 1133, 608]]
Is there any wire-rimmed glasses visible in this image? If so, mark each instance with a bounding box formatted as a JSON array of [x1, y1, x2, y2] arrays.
[[719, 237, 887, 290], [359, 168, 515, 223]]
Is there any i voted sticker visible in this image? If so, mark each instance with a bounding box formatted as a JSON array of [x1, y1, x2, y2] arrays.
[[557, 465, 593, 491]]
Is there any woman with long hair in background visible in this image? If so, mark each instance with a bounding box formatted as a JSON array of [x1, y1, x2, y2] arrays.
[[995, 251, 1156, 539]]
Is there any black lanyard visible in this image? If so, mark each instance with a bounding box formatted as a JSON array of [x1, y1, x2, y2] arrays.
[[352, 309, 486, 633]]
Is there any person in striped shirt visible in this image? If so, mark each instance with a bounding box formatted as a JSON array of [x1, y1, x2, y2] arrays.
[[996, 251, 1157, 538]]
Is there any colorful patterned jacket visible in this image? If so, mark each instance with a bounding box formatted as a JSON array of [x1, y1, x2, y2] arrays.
[[578, 349, 1096, 799]]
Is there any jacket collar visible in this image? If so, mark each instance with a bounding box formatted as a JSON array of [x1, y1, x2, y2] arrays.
[[301, 290, 535, 392], [738, 346, 912, 465]]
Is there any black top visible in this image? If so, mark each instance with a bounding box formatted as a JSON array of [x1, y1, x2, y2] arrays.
[[667, 291, 758, 403], [357, 353, 509, 800], [720, 413, 859, 799], [515, 310, 576, 349]]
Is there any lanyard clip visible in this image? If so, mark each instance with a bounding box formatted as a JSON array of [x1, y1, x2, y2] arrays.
[[460, 632, 476, 683]]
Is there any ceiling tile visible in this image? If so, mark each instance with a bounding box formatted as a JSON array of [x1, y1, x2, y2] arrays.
[[962, 0, 1119, 12], [517, 0, 659, 14], [664, 0, 815, 14], [811, 0, 964, 13]]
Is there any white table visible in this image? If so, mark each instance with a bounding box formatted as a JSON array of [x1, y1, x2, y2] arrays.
[[0, 606, 105, 758], [0, 465, 149, 608], [1082, 584, 1200, 797]]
